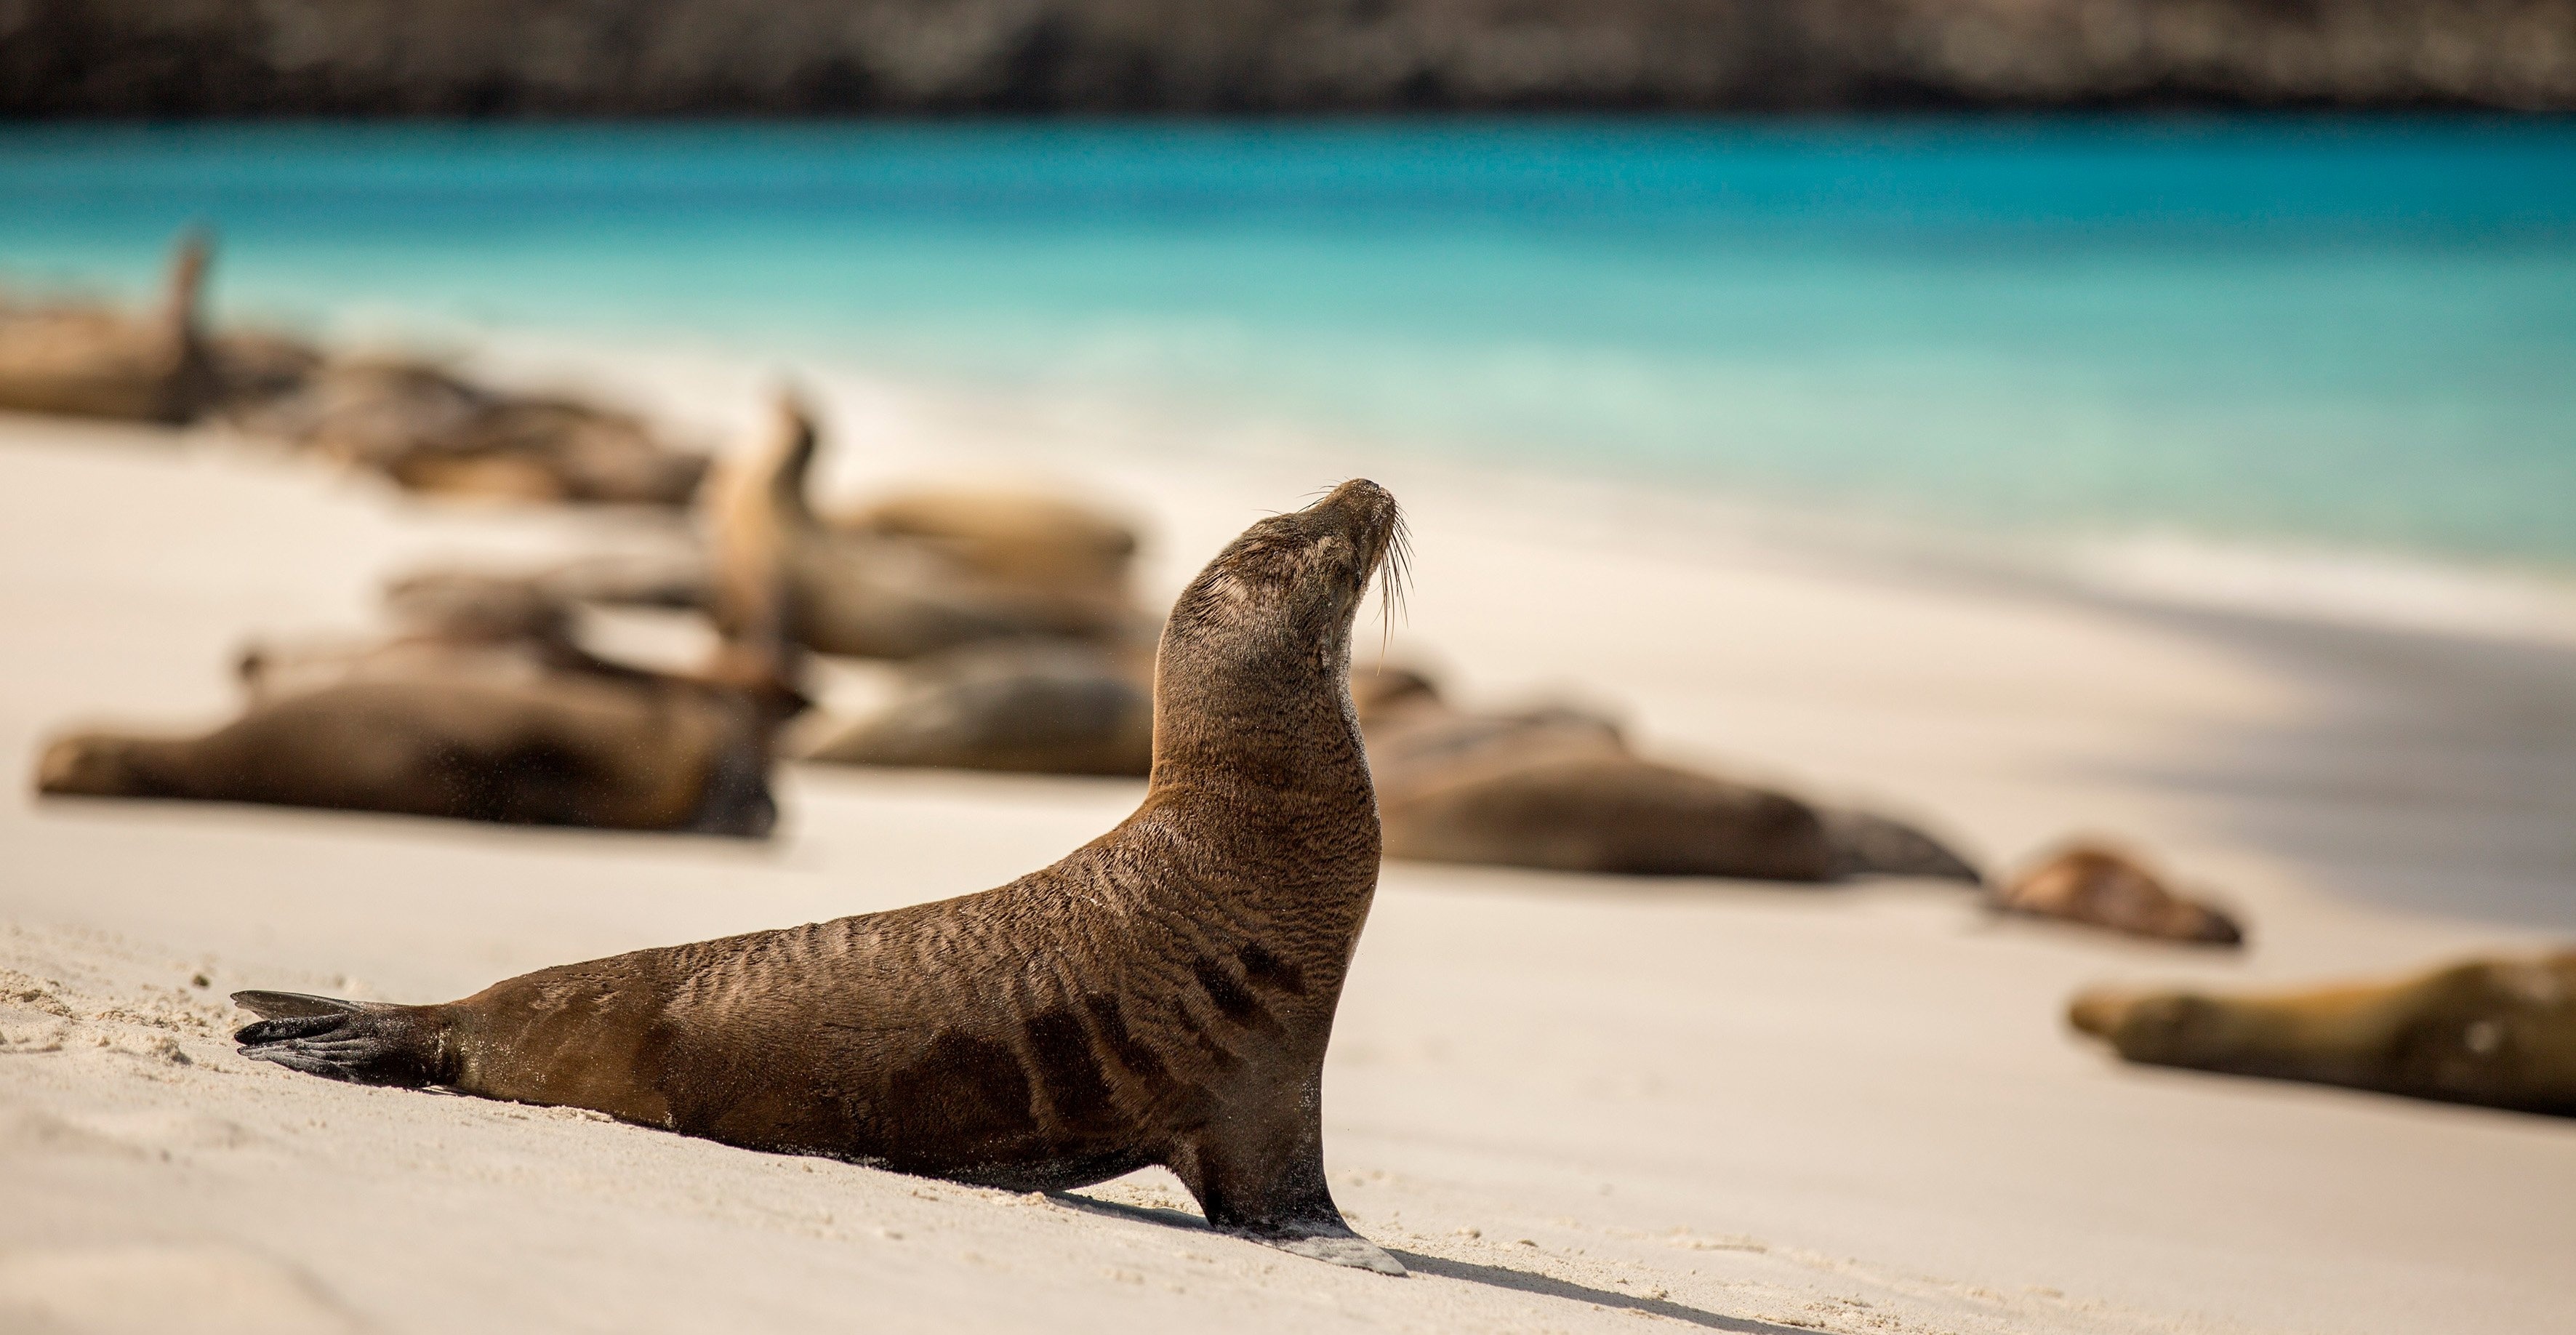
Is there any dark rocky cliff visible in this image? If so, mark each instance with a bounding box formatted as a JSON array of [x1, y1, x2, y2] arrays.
[[5, 0, 2572, 115]]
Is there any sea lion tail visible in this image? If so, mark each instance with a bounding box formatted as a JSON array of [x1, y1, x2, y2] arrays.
[[1822, 809, 1983, 884], [230, 991, 455, 1088]]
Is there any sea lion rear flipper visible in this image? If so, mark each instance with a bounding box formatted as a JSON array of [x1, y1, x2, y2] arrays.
[[1822, 809, 1982, 884], [230, 990, 372, 1021], [230, 991, 453, 1088]]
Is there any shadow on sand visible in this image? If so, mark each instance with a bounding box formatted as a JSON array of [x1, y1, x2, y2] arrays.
[[1051, 1192, 1807, 1333]]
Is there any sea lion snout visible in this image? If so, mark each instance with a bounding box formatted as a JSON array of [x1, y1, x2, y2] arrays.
[[2066, 987, 2138, 1039], [1179, 480, 1404, 635], [1307, 478, 1403, 579]]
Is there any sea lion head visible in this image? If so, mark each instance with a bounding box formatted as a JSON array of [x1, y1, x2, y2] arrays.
[[1153, 480, 1405, 771], [2067, 985, 2242, 1065], [1164, 481, 1404, 678], [33, 733, 160, 798]]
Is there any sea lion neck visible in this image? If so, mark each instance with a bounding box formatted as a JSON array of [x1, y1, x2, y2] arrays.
[[1118, 481, 1398, 910], [1139, 646, 1374, 848]]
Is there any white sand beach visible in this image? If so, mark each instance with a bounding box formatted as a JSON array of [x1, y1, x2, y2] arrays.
[[2, 393, 2571, 1335]]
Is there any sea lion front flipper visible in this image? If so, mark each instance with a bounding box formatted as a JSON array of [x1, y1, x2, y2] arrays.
[[1261, 1224, 1408, 1276], [1176, 1099, 1408, 1277]]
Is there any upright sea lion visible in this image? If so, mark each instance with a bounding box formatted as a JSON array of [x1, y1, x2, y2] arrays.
[[243, 358, 710, 507], [800, 635, 1156, 777], [230, 480, 1411, 1273], [1992, 843, 2244, 945], [0, 231, 215, 422], [1353, 665, 1979, 883], [707, 401, 1141, 659], [2069, 951, 2576, 1116]]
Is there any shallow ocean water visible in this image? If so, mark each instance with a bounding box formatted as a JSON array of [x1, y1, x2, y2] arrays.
[[1, 117, 2571, 582]]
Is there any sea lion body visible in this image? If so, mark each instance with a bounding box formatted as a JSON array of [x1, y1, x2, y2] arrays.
[[1994, 843, 2244, 945], [38, 675, 774, 836], [802, 636, 1155, 777], [2070, 952, 2576, 1115], [832, 487, 1140, 597], [233, 481, 1409, 1272], [248, 360, 709, 507], [236, 570, 630, 705], [1354, 667, 1978, 883]]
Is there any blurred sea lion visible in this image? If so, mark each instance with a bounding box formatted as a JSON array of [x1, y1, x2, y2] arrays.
[[233, 569, 663, 706], [242, 358, 709, 506], [35, 675, 778, 836], [1352, 665, 1978, 883], [1992, 843, 2244, 945], [707, 398, 1141, 659], [830, 486, 1140, 598], [0, 232, 318, 425], [2069, 951, 2576, 1116], [228, 480, 1413, 1275], [34, 414, 807, 837], [0, 231, 217, 423], [801, 636, 1155, 777]]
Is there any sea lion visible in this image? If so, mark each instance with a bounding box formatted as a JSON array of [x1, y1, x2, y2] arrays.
[[243, 358, 710, 507], [36, 414, 807, 836], [35, 674, 778, 836], [232, 569, 663, 706], [707, 401, 1141, 659], [0, 231, 216, 422], [229, 479, 1411, 1274], [1991, 843, 2244, 945], [0, 231, 318, 424], [800, 635, 1156, 777], [1353, 665, 1979, 883], [2069, 951, 2576, 1116], [831, 486, 1141, 598]]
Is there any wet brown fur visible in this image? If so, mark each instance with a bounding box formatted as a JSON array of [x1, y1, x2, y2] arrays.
[[230, 480, 1410, 1271], [2069, 951, 2576, 1116]]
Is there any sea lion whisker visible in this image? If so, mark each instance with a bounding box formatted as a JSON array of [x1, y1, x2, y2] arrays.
[[1373, 510, 1413, 652]]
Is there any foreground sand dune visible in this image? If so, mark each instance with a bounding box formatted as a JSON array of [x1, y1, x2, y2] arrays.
[[3, 406, 2572, 1334]]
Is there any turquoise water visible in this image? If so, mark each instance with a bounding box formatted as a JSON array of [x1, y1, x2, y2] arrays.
[[3, 119, 2572, 568]]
